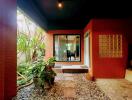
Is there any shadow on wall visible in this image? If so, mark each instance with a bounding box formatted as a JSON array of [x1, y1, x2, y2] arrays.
[[127, 44, 132, 69]]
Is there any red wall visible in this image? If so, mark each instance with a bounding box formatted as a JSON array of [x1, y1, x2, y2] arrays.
[[84, 20, 93, 33], [84, 19, 128, 78], [0, 28, 4, 100], [45, 30, 84, 65], [0, 0, 17, 99]]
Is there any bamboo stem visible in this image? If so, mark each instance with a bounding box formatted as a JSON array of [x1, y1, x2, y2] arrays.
[[17, 71, 27, 81]]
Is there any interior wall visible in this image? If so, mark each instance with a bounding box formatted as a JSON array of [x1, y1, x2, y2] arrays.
[[0, 0, 17, 99], [44, 30, 84, 65]]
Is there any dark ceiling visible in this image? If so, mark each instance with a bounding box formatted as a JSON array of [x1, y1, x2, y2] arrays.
[[17, 0, 132, 30]]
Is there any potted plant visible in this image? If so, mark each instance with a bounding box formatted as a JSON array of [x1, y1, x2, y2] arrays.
[[32, 57, 46, 88], [44, 66, 57, 86], [46, 57, 56, 68], [45, 57, 56, 85], [32, 57, 57, 89]]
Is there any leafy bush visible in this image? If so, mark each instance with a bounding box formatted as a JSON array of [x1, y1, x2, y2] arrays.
[[32, 57, 46, 78], [46, 57, 56, 67], [32, 57, 57, 88]]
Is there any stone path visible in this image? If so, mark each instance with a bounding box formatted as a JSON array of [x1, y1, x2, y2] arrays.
[[96, 79, 132, 100], [125, 69, 132, 82], [14, 73, 110, 100]]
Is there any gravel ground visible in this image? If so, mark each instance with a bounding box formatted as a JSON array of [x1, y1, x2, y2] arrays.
[[14, 73, 110, 100]]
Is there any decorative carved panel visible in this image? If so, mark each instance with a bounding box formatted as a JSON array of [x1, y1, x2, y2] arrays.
[[99, 34, 122, 57]]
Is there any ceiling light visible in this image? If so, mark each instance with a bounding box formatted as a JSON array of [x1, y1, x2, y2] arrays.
[[58, 2, 62, 8], [58, 0, 63, 8]]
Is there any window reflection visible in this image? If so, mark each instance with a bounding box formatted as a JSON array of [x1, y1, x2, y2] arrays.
[[54, 35, 81, 61]]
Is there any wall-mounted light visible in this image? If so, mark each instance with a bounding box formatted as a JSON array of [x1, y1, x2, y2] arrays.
[[58, 0, 63, 8]]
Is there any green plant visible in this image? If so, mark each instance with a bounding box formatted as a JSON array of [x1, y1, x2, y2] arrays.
[[43, 65, 57, 85], [46, 57, 56, 67], [17, 62, 33, 86], [32, 57, 57, 88], [32, 57, 46, 77], [32, 57, 46, 88]]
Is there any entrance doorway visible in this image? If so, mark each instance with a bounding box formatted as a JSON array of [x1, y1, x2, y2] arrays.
[[84, 32, 90, 68]]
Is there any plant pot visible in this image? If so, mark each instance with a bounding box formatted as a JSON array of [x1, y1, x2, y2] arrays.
[[46, 65, 52, 70], [51, 77, 55, 85], [44, 82, 51, 89], [49, 63, 55, 68], [33, 77, 39, 87]]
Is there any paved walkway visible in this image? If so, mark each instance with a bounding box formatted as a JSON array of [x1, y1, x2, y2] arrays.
[[125, 69, 132, 82], [96, 79, 132, 100], [15, 70, 132, 100], [15, 73, 110, 100]]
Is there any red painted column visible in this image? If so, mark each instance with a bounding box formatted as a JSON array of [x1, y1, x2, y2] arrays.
[[0, 0, 17, 100], [0, 29, 4, 100]]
